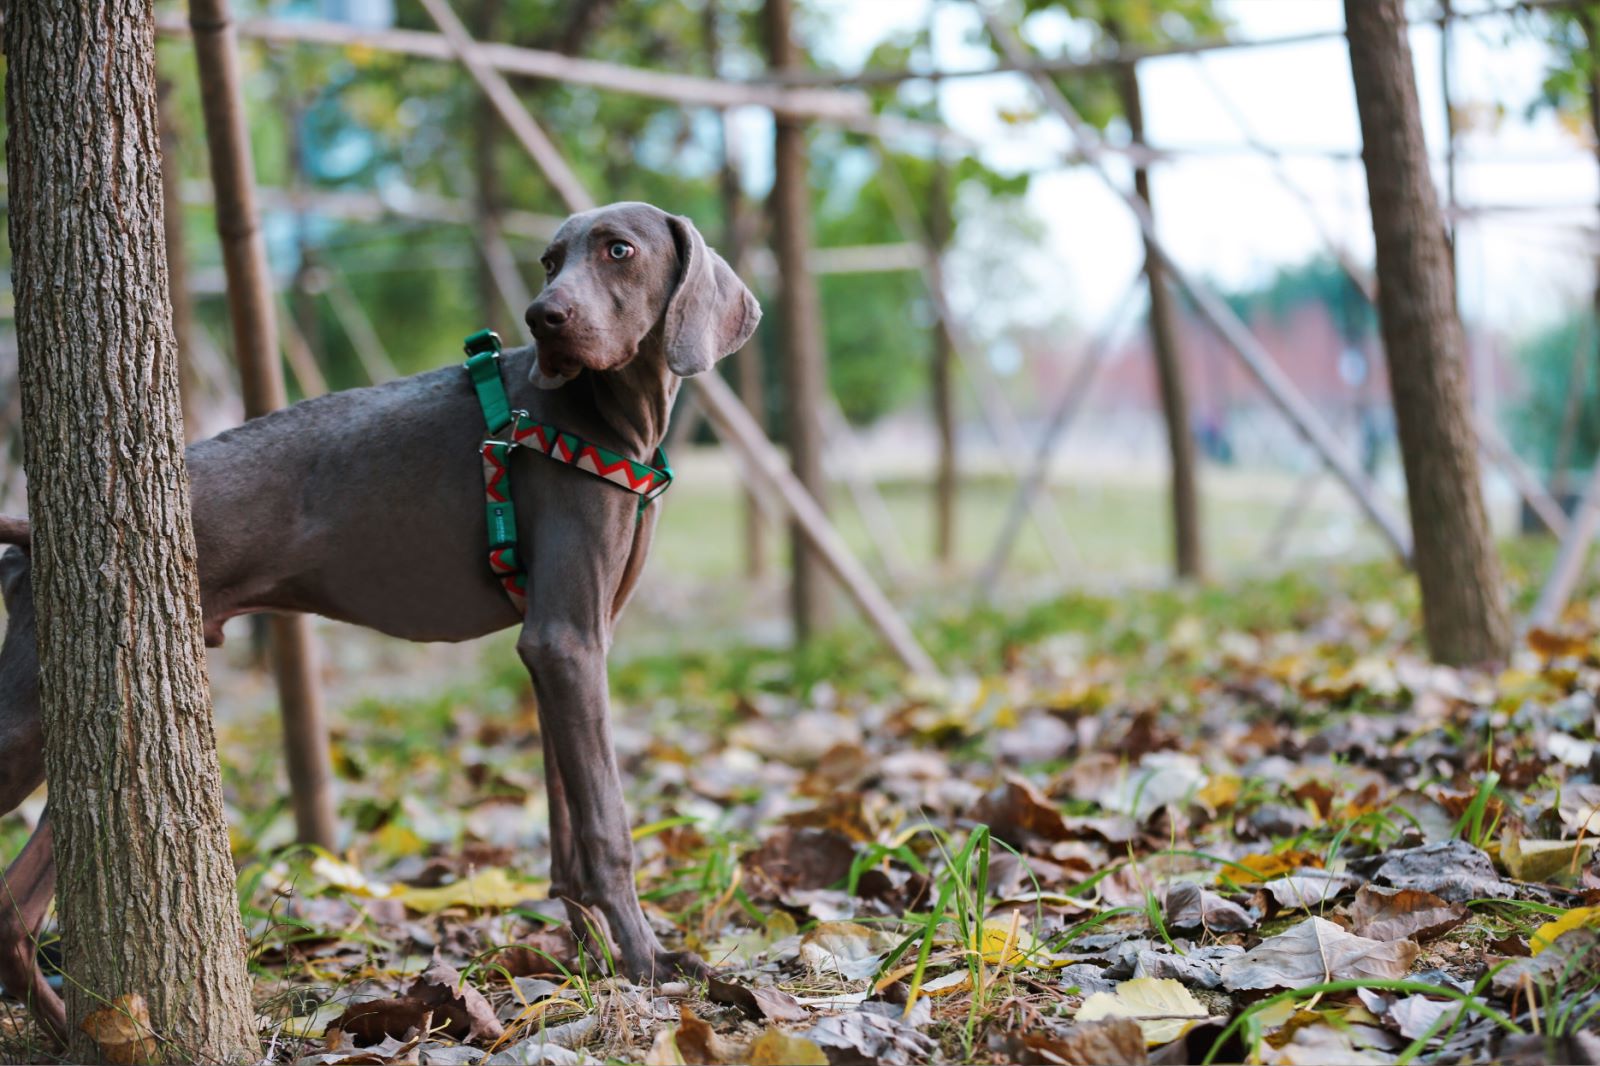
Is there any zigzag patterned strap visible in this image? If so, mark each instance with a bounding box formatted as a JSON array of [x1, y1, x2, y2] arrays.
[[464, 330, 672, 614]]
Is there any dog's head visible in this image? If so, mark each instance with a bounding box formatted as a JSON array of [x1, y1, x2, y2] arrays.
[[525, 202, 761, 389]]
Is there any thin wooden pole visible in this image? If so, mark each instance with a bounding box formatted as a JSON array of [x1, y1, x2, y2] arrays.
[[696, 374, 937, 676], [870, 141, 1078, 577], [707, 0, 768, 581], [1530, 458, 1600, 627], [979, 274, 1142, 591], [190, 0, 337, 850], [981, 8, 1413, 564], [765, 0, 833, 640]]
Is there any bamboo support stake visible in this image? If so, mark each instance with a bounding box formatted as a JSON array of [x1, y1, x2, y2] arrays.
[[696, 373, 938, 676], [979, 274, 1142, 590], [980, 6, 1413, 564], [190, 0, 338, 850], [326, 268, 401, 384], [869, 140, 1079, 578], [417, 0, 594, 214], [1530, 459, 1600, 628]]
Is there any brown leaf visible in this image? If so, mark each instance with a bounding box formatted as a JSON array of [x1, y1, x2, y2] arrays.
[[405, 958, 504, 1044], [1164, 882, 1254, 933], [1005, 1019, 1149, 1065], [1219, 916, 1420, 991], [496, 925, 581, 977], [1347, 885, 1467, 943], [969, 775, 1073, 850], [672, 1006, 725, 1066], [806, 1010, 938, 1066], [80, 993, 157, 1066], [708, 977, 808, 1023], [330, 1000, 432, 1050], [743, 827, 857, 898]]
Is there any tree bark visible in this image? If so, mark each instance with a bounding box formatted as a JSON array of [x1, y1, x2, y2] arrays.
[[764, 0, 832, 639], [4, 2, 260, 1059], [1345, 0, 1510, 665], [472, 0, 507, 335], [928, 156, 958, 567], [159, 76, 204, 442], [1114, 54, 1203, 580], [707, 0, 769, 580], [192, 0, 339, 849]]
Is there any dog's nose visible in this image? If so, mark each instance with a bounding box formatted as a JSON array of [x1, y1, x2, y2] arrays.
[[527, 300, 572, 333]]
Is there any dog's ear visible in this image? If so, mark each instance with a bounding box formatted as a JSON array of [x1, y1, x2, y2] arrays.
[[663, 214, 761, 377]]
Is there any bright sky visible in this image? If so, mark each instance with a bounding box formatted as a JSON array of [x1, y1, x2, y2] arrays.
[[781, 0, 1597, 343]]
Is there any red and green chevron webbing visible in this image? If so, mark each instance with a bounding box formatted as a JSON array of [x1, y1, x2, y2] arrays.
[[464, 331, 672, 614]]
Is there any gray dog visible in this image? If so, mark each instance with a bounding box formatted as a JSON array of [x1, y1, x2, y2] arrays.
[[0, 201, 760, 1039]]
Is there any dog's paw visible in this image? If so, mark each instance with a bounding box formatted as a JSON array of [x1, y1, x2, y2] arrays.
[[632, 949, 713, 986]]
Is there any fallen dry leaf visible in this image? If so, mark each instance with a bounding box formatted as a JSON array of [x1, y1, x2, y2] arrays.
[[1261, 870, 1360, 911], [1003, 1018, 1149, 1065], [1219, 916, 1421, 991], [747, 1029, 829, 1066], [806, 1009, 938, 1066], [80, 993, 157, 1066], [1346, 885, 1467, 943], [1074, 977, 1211, 1046], [1164, 881, 1254, 933], [1372, 840, 1513, 902], [707, 977, 808, 1024], [1501, 836, 1596, 883]]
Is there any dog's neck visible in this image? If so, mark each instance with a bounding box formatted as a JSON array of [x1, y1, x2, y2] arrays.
[[583, 352, 681, 461]]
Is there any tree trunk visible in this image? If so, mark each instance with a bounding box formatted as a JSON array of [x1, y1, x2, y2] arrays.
[[192, 0, 339, 849], [764, 0, 832, 639], [472, 0, 507, 335], [707, 0, 769, 580], [4, 3, 260, 1060], [1114, 54, 1203, 580], [159, 75, 204, 442], [1345, 0, 1510, 665], [929, 156, 958, 567]]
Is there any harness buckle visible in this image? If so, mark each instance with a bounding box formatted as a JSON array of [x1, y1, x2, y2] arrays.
[[463, 329, 503, 361], [484, 409, 529, 449]]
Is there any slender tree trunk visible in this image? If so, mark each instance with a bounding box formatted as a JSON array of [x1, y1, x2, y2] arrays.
[[764, 0, 832, 639], [1346, 0, 1510, 665], [707, 0, 769, 580], [1114, 53, 1203, 580], [159, 75, 204, 442], [5, 2, 260, 1059], [192, 0, 339, 849], [929, 156, 958, 567], [473, 0, 507, 335]]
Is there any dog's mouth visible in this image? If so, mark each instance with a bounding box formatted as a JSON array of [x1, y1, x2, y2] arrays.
[[531, 337, 638, 389]]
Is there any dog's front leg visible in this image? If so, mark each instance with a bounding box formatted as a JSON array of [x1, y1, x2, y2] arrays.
[[518, 621, 708, 983], [0, 814, 65, 1044]]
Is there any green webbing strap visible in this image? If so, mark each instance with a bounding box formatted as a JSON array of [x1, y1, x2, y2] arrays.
[[465, 329, 513, 434], [463, 329, 673, 611]]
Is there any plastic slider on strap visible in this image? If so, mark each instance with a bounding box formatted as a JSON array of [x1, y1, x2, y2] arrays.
[[464, 330, 512, 435]]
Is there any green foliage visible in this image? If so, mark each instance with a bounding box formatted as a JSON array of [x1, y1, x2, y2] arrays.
[[1219, 256, 1375, 342], [1527, 2, 1600, 125], [1510, 312, 1597, 475]]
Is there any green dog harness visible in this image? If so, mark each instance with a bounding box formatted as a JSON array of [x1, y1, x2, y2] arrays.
[[463, 329, 672, 613]]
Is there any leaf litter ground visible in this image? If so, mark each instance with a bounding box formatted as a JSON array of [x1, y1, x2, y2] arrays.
[[3, 545, 1600, 1064]]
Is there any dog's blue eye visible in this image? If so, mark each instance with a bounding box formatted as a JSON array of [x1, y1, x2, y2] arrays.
[[608, 242, 634, 261]]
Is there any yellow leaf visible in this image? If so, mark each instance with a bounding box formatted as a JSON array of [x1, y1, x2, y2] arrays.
[[1198, 774, 1242, 812], [372, 822, 427, 858], [749, 1030, 828, 1066], [1221, 850, 1323, 885], [310, 853, 392, 897], [390, 867, 545, 914], [974, 915, 1033, 966], [1076, 978, 1211, 1046], [1501, 835, 1595, 883], [1531, 906, 1600, 955]]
